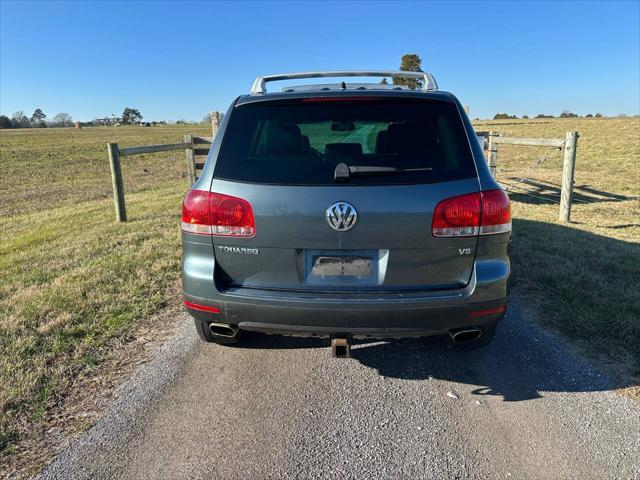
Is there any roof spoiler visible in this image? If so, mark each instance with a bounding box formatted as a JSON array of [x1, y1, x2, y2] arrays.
[[250, 70, 438, 95]]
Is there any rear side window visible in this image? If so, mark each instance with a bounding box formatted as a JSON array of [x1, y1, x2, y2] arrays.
[[214, 98, 476, 185]]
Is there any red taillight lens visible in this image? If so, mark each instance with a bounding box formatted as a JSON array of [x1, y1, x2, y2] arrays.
[[479, 189, 511, 235], [181, 190, 213, 235], [209, 194, 255, 236], [184, 300, 220, 313], [181, 190, 255, 237], [470, 304, 506, 318], [432, 192, 481, 237], [432, 189, 511, 237]]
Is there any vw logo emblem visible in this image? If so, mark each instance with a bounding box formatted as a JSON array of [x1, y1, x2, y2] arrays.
[[326, 202, 358, 232]]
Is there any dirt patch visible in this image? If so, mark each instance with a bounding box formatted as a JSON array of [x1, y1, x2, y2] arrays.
[[620, 386, 640, 405], [1, 305, 183, 479]]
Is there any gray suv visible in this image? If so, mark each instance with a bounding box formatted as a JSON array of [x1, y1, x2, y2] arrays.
[[182, 71, 510, 351]]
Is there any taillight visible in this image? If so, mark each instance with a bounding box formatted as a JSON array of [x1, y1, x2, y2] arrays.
[[181, 190, 255, 237], [181, 190, 211, 235], [432, 192, 481, 237], [479, 189, 511, 235], [432, 189, 511, 237]]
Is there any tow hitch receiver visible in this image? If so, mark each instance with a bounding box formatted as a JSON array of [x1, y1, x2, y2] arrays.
[[331, 337, 351, 359]]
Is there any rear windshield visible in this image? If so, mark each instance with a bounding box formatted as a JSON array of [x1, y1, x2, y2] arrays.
[[214, 98, 476, 185]]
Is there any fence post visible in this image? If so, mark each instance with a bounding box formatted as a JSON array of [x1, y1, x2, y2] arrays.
[[184, 134, 196, 187], [107, 142, 126, 222], [559, 131, 578, 222], [488, 131, 498, 178], [210, 111, 220, 138]]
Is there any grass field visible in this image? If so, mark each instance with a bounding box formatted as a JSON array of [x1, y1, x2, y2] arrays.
[[0, 125, 210, 457], [1, 118, 639, 463], [474, 118, 640, 386]]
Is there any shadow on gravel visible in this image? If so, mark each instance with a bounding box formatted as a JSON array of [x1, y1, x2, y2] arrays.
[[349, 332, 612, 403], [230, 219, 638, 402], [361, 218, 638, 402], [239, 325, 618, 403], [236, 335, 328, 350]]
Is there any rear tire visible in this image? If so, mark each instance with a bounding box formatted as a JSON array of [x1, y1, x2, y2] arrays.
[[447, 322, 497, 350], [194, 319, 243, 345]]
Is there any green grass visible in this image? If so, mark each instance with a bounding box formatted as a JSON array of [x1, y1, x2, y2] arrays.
[[0, 118, 639, 458], [299, 121, 386, 153], [0, 125, 210, 217], [473, 117, 640, 382], [0, 125, 210, 454], [0, 186, 185, 452]]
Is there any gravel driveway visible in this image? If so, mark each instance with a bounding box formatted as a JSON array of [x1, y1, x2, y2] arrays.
[[38, 301, 640, 479]]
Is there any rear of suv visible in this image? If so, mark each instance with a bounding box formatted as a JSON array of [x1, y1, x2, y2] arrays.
[[182, 71, 510, 348]]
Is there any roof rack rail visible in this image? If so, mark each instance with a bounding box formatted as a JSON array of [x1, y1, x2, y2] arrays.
[[250, 70, 438, 95]]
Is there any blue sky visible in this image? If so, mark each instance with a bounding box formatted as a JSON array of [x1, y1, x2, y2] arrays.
[[1, 0, 638, 121]]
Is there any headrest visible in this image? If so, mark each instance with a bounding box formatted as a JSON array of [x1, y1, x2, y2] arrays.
[[280, 124, 302, 136], [259, 123, 303, 155], [385, 123, 417, 151]]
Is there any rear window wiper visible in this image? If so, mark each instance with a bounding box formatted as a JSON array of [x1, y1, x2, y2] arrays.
[[334, 162, 432, 181]]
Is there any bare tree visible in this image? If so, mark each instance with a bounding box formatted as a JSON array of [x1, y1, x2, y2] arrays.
[[11, 111, 30, 128], [53, 113, 74, 127]]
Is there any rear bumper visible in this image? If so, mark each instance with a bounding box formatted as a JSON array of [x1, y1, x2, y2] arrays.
[[182, 233, 510, 338], [184, 294, 507, 338]]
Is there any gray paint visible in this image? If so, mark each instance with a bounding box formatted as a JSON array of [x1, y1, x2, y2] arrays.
[[182, 88, 510, 336]]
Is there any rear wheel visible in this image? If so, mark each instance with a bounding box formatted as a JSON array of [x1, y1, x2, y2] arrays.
[[194, 319, 243, 345], [446, 323, 497, 350]]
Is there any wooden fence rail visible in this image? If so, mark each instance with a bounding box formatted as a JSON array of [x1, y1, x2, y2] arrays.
[[107, 120, 577, 224], [107, 135, 213, 222], [491, 136, 565, 148], [476, 130, 579, 222]]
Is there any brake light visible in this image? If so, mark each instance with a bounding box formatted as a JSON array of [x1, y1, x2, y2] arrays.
[[432, 190, 511, 237], [432, 192, 481, 237], [181, 190, 255, 237], [479, 189, 511, 235], [301, 97, 381, 103]]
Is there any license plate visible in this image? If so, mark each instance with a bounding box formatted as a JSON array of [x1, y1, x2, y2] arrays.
[[311, 255, 372, 277]]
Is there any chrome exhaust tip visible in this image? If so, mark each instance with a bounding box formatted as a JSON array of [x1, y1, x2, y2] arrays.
[[449, 327, 482, 343], [208, 322, 238, 338]]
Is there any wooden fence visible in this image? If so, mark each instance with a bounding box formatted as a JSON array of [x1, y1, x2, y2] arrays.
[[107, 112, 220, 222], [106, 118, 577, 224], [107, 136, 212, 221], [476, 130, 579, 222]]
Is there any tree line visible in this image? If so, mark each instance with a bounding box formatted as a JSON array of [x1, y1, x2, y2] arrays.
[[0, 110, 74, 129], [0, 106, 221, 129], [0, 107, 147, 129], [492, 110, 605, 120]]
